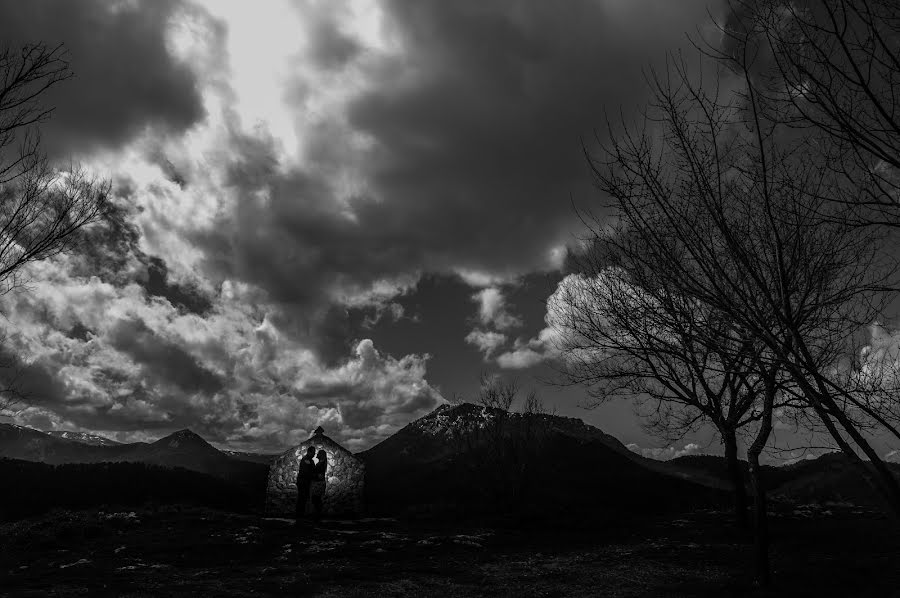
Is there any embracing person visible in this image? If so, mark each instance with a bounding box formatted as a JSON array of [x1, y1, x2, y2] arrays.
[[295, 446, 316, 525], [309, 449, 328, 521]]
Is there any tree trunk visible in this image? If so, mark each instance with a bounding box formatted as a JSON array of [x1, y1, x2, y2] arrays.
[[747, 449, 769, 586], [747, 370, 776, 588], [787, 341, 900, 520], [812, 400, 900, 522], [723, 428, 749, 529]]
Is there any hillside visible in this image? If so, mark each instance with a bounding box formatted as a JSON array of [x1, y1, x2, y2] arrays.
[[360, 403, 728, 520], [0, 424, 266, 485], [125, 429, 266, 482], [0, 458, 264, 521], [668, 452, 900, 506]]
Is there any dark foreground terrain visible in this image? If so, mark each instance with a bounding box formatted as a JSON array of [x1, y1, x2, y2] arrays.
[[1, 503, 897, 597]]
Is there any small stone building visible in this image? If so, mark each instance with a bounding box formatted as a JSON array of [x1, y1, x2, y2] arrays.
[[265, 427, 365, 517]]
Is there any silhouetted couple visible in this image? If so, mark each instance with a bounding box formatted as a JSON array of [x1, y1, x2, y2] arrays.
[[295, 446, 327, 523]]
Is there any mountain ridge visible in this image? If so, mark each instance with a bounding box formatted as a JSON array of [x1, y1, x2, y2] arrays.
[[45, 430, 122, 447], [0, 423, 265, 483], [360, 402, 729, 518]]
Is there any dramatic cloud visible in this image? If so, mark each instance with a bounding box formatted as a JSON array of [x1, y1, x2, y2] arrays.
[[0, 1, 732, 449], [495, 267, 665, 370], [0, 256, 443, 450], [0, 0, 206, 157], [495, 273, 597, 369], [183, 0, 726, 319]]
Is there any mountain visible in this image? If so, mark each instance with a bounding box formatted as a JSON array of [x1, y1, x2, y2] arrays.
[[767, 452, 900, 506], [360, 403, 728, 519], [0, 424, 266, 484], [0, 424, 119, 463], [46, 430, 121, 446], [668, 452, 900, 506], [125, 429, 265, 482]]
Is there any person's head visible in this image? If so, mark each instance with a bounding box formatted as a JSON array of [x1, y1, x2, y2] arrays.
[[304, 446, 315, 460], [316, 449, 327, 462]]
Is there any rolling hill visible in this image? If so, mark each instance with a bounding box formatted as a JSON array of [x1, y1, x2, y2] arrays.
[[668, 452, 900, 506], [359, 403, 729, 520], [4, 407, 892, 520], [0, 424, 266, 485]]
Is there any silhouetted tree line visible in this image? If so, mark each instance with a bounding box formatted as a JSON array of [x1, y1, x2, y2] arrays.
[[0, 458, 266, 521]]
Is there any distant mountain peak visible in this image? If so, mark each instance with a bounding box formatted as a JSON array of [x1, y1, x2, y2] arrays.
[[410, 402, 499, 437], [412, 402, 611, 441], [156, 428, 210, 449]]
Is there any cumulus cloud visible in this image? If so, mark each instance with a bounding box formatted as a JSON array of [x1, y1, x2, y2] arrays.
[[0, 1, 731, 449], [494, 266, 664, 370], [626, 442, 703, 461], [472, 287, 522, 331], [857, 323, 900, 386], [494, 273, 598, 369], [464, 329, 508, 358], [495, 346, 546, 370], [0, 256, 443, 451]]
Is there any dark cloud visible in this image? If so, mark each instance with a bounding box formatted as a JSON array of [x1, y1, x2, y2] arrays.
[[199, 0, 723, 337], [66, 322, 93, 342], [347, 0, 720, 273], [107, 317, 223, 395], [0, 2, 739, 451], [0, 344, 69, 407], [338, 400, 385, 430], [66, 197, 144, 284], [308, 16, 362, 70], [143, 256, 213, 315], [0, 0, 205, 156]]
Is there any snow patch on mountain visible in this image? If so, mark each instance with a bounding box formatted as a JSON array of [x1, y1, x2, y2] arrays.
[[46, 430, 121, 446]]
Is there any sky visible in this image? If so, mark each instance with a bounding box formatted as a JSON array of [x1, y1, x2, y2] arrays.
[[0, 0, 893, 461]]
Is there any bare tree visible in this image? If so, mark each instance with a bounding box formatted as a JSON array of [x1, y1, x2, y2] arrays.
[[0, 343, 26, 416], [0, 43, 110, 296], [553, 232, 768, 529], [472, 373, 554, 509], [575, 41, 900, 582], [0, 43, 110, 412], [724, 0, 900, 227]]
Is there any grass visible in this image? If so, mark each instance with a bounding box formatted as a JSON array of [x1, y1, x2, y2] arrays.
[[0, 502, 897, 597]]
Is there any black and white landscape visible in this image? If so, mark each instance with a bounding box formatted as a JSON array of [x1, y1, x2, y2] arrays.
[[3, 403, 899, 595], [2, 0, 900, 596]]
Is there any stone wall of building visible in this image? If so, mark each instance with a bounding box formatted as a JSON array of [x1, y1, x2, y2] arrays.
[[265, 433, 365, 517]]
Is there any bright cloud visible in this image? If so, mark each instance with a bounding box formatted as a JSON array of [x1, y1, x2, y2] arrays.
[[472, 287, 522, 331], [464, 329, 508, 358], [0, 255, 443, 451]]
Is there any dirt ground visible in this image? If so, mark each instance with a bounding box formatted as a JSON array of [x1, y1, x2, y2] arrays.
[[1, 503, 898, 597]]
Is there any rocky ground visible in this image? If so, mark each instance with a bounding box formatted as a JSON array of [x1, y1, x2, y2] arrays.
[[1, 503, 898, 597]]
